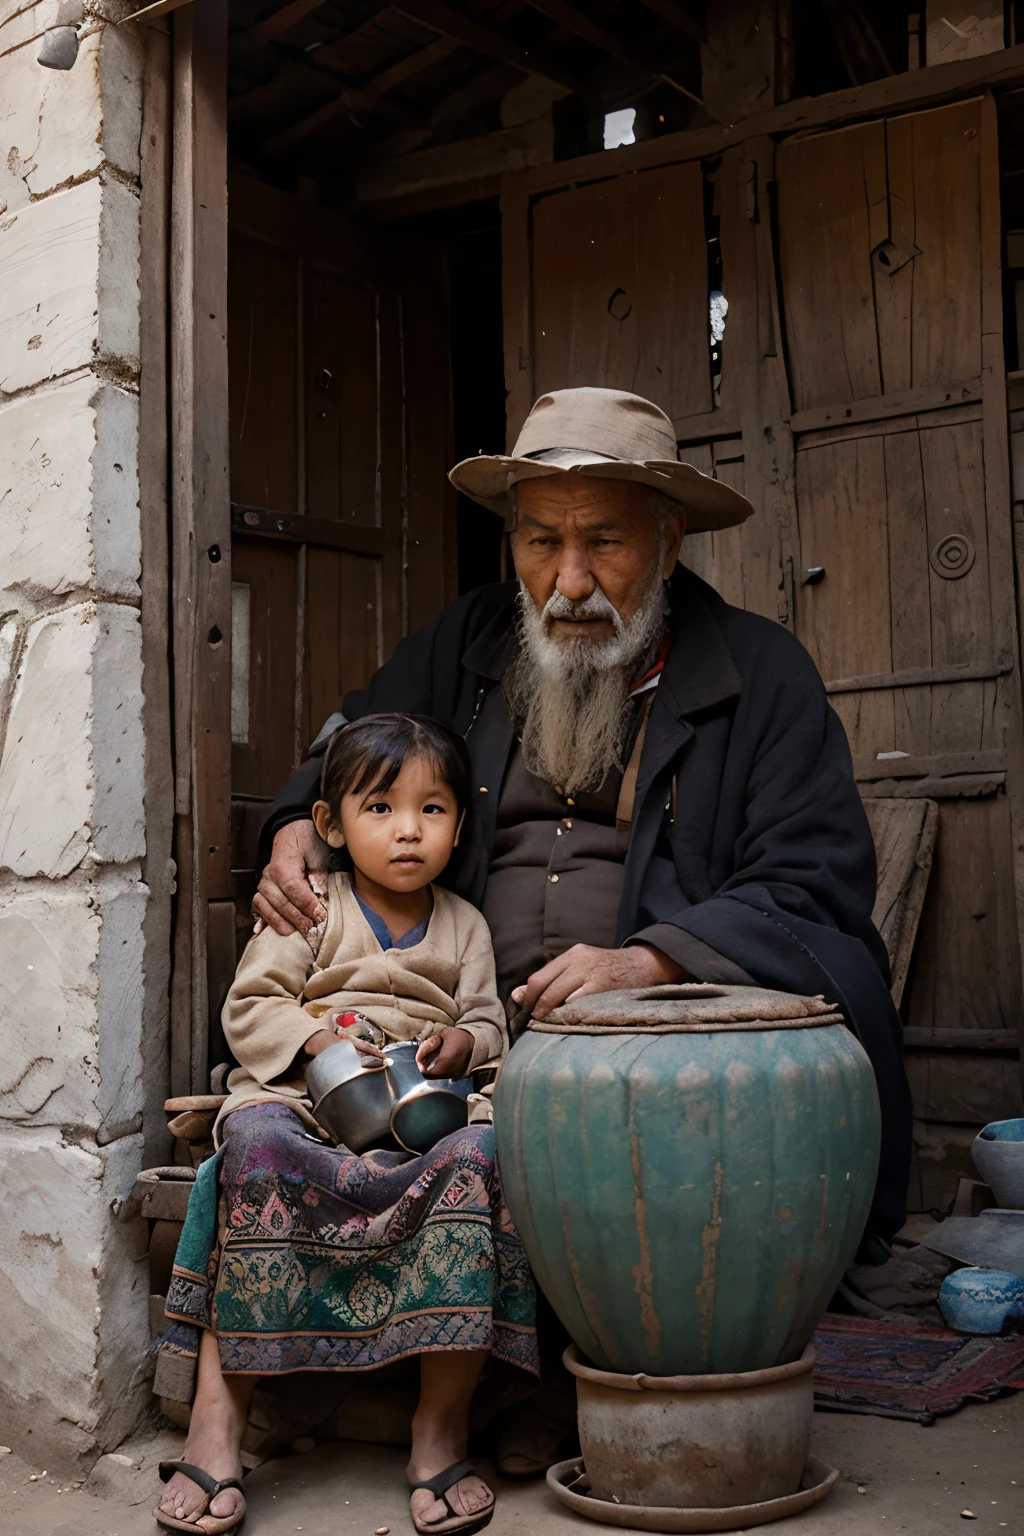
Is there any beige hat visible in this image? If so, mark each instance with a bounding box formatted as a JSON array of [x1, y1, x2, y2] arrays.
[[449, 386, 754, 534]]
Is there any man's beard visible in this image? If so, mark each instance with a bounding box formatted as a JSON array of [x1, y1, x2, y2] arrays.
[[505, 562, 668, 797]]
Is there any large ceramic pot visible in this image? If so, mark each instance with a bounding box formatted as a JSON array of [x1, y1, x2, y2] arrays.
[[493, 984, 880, 1377]]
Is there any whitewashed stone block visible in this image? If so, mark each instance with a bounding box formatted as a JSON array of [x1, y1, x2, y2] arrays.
[[0, 1124, 148, 1472], [96, 874, 147, 1143], [0, 872, 145, 1135], [0, 602, 145, 876], [0, 25, 142, 217], [0, 174, 139, 394], [0, 885, 101, 1126], [0, 376, 141, 607]]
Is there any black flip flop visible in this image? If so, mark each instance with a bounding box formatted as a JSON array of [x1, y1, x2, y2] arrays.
[[408, 1457, 495, 1536], [155, 1459, 246, 1533]]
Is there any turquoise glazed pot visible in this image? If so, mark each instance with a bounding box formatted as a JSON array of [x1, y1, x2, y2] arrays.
[[494, 987, 881, 1376]]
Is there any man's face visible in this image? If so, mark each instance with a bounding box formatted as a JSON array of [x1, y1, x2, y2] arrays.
[[510, 478, 684, 642]]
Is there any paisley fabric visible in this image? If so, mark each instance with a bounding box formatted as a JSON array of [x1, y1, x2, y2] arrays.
[[161, 1103, 538, 1379]]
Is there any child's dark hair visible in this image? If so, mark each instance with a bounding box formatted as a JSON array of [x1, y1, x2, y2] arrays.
[[319, 714, 471, 818]]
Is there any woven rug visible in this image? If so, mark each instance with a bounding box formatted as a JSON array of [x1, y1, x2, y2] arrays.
[[812, 1311, 1024, 1423]]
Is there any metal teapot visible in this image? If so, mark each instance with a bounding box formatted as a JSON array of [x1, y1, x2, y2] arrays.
[[305, 1037, 468, 1155]]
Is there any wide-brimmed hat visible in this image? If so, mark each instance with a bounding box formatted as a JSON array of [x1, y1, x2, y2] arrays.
[[449, 386, 754, 534]]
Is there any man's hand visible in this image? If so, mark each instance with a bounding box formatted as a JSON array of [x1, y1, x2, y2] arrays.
[[511, 943, 687, 1021], [416, 1027, 475, 1081], [254, 820, 328, 937]]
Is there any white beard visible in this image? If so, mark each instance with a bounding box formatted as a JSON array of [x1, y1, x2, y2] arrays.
[[505, 563, 668, 796]]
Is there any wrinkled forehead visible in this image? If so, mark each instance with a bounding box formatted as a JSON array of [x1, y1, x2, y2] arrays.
[[511, 475, 664, 532]]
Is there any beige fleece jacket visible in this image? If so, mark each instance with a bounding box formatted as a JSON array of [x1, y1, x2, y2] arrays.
[[215, 873, 506, 1144]]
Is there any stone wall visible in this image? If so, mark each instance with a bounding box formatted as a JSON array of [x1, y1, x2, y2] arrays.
[[0, 2, 166, 1474]]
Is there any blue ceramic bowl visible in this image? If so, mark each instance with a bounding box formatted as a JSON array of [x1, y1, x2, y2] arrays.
[[972, 1118, 1024, 1209], [938, 1267, 1024, 1334]]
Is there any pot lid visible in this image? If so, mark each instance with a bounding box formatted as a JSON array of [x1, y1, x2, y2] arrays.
[[532, 983, 842, 1035]]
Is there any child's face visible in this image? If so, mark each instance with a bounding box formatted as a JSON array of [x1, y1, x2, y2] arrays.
[[313, 755, 462, 893]]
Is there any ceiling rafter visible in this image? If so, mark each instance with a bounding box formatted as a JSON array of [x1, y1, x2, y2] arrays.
[[245, 0, 330, 47], [637, 0, 706, 46], [263, 35, 458, 153], [392, 0, 594, 99], [524, 0, 699, 101]]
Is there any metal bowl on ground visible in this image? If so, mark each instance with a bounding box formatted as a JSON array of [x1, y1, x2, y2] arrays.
[[306, 1037, 468, 1155], [563, 1342, 815, 1512]]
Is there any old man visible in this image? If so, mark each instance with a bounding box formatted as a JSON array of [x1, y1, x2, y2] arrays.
[[257, 384, 911, 1257]]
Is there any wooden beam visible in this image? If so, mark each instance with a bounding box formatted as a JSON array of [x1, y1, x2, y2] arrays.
[[120, 0, 193, 21], [247, 0, 328, 47], [637, 0, 706, 45], [360, 171, 503, 220], [263, 36, 457, 153], [514, 41, 1024, 196], [853, 750, 1007, 781], [826, 656, 1014, 694], [169, 0, 231, 1096], [790, 378, 982, 435], [903, 1028, 1021, 1051], [393, 0, 592, 99], [525, 0, 698, 100]]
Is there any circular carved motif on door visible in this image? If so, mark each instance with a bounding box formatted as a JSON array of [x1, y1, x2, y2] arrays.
[[929, 534, 976, 580]]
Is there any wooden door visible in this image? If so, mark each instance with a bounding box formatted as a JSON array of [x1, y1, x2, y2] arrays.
[[213, 178, 456, 1053], [502, 93, 1024, 1210], [774, 96, 1024, 1206]]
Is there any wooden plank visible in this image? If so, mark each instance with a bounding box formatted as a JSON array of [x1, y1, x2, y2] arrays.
[[228, 172, 373, 275], [825, 656, 1013, 693], [230, 540, 300, 798], [776, 120, 886, 413], [905, 1050, 1023, 1124], [306, 549, 383, 740], [675, 409, 742, 442], [863, 798, 938, 1007], [393, 0, 591, 98], [304, 269, 381, 525], [120, 0, 193, 21], [790, 378, 982, 435], [247, 0, 330, 46], [795, 401, 983, 449], [904, 1028, 1021, 1050], [854, 750, 1007, 779], [501, 172, 533, 443], [230, 510, 392, 556], [796, 434, 895, 753], [907, 797, 1024, 1042], [511, 50, 1024, 196], [360, 172, 503, 222], [139, 18, 176, 1159], [228, 237, 299, 515], [637, 0, 706, 44], [529, 163, 711, 425], [979, 92, 1024, 1086], [169, 0, 230, 1095], [859, 773, 1005, 799], [263, 38, 459, 154], [894, 101, 983, 398]]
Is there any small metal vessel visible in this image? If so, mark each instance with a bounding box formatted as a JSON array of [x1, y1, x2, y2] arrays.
[[305, 1037, 468, 1155]]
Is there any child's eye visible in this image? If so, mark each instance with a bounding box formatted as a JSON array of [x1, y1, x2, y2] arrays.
[[422, 802, 447, 815], [367, 802, 390, 815]]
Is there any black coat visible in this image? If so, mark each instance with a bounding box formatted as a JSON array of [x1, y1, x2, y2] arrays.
[[264, 568, 913, 1240]]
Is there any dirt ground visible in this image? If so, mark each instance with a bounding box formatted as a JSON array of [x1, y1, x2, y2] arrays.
[[1, 1392, 1020, 1536]]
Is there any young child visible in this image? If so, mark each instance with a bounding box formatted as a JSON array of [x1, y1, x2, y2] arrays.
[[214, 713, 506, 1144]]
